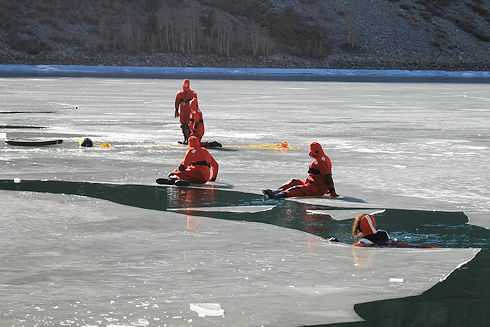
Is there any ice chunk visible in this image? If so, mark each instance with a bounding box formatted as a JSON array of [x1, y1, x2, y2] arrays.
[[305, 209, 385, 221], [190, 303, 225, 317], [169, 205, 275, 213]]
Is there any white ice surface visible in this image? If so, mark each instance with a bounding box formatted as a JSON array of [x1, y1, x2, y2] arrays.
[[1, 78, 488, 224], [0, 191, 480, 326], [190, 303, 225, 317], [0, 77, 489, 326]]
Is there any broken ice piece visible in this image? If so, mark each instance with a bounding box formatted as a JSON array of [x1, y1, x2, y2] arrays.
[[190, 303, 224, 317], [389, 278, 404, 283]]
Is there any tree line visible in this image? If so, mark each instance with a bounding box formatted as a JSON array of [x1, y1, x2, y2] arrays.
[[2, 0, 332, 59], [93, 0, 276, 57]]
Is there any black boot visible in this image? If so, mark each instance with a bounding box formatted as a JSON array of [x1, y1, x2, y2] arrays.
[[156, 178, 176, 185], [262, 189, 286, 199], [174, 179, 190, 186], [328, 187, 339, 198]]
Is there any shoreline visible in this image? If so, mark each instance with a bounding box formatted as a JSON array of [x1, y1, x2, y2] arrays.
[[1, 64, 489, 83]]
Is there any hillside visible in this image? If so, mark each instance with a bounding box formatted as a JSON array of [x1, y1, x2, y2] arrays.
[[0, 0, 489, 70]]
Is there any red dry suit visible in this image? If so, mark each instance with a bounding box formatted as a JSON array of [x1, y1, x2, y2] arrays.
[[174, 79, 197, 141], [171, 136, 218, 184], [359, 214, 377, 236], [355, 214, 391, 246], [279, 142, 337, 197], [189, 98, 204, 142]]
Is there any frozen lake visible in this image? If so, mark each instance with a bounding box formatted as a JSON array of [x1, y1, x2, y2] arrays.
[[0, 76, 489, 326]]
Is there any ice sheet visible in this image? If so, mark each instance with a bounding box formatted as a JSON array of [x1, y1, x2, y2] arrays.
[[1, 78, 488, 221], [0, 77, 489, 326], [0, 191, 480, 326]]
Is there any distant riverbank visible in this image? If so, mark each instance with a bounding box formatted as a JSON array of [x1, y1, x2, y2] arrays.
[[1, 64, 489, 83]]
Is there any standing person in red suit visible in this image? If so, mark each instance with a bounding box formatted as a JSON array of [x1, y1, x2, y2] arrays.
[[164, 136, 218, 185], [174, 79, 197, 144], [262, 142, 339, 199]]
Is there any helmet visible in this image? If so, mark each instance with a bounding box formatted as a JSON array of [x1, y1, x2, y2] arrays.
[[80, 137, 93, 147]]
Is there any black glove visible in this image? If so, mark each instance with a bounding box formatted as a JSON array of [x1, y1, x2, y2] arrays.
[[178, 164, 185, 171]]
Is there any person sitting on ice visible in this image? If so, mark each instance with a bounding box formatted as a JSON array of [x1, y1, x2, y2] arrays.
[[262, 142, 339, 199], [160, 136, 218, 186], [352, 213, 391, 246]]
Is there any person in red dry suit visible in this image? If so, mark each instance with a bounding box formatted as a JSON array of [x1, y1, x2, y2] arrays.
[[169, 136, 218, 184], [352, 213, 391, 246], [187, 97, 222, 148], [174, 79, 197, 144], [189, 98, 204, 142], [262, 142, 338, 199]]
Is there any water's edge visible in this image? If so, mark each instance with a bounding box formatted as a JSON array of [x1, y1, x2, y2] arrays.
[[1, 64, 489, 83]]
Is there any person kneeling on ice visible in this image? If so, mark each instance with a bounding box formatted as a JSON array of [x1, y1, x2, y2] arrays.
[[164, 136, 218, 185], [352, 213, 391, 246], [262, 142, 339, 199], [189, 98, 204, 142], [188, 98, 222, 148]]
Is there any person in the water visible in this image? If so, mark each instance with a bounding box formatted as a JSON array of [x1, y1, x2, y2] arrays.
[[262, 142, 338, 199], [352, 213, 391, 246]]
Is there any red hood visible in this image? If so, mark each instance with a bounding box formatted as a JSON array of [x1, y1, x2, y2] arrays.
[[190, 97, 198, 110], [182, 79, 190, 91], [309, 142, 326, 159], [188, 136, 200, 148]]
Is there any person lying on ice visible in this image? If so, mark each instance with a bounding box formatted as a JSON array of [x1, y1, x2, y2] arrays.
[[164, 136, 218, 185], [352, 213, 391, 246], [262, 142, 339, 199], [174, 79, 197, 145]]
